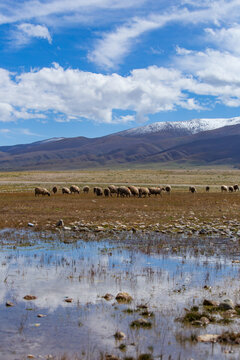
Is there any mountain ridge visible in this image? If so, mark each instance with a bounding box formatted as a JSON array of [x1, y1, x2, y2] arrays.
[[0, 117, 240, 170]]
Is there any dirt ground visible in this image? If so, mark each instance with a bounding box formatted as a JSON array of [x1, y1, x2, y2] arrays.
[[0, 190, 239, 230], [0, 169, 239, 230]]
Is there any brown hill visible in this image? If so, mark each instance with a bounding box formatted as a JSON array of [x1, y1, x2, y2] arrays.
[[0, 124, 239, 170]]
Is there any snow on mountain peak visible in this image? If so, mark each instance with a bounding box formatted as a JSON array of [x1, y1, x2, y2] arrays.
[[121, 117, 240, 136]]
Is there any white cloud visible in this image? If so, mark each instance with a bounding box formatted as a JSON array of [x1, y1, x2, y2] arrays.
[[175, 48, 240, 106], [89, 0, 240, 68], [0, 63, 201, 124], [11, 23, 52, 47], [0, 128, 40, 137], [0, 0, 147, 26], [205, 25, 240, 55]]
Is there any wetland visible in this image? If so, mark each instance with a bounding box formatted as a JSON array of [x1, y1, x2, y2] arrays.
[[0, 229, 240, 360]]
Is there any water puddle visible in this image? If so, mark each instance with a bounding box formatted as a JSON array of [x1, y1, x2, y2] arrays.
[[0, 229, 239, 359]]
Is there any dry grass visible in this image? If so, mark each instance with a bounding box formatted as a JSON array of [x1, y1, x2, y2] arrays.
[[0, 168, 239, 191]]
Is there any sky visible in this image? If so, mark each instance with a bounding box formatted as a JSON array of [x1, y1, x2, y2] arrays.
[[1, 0, 240, 145]]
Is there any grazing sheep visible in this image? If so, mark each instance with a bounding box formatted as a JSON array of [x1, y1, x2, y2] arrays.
[[221, 185, 228, 192], [83, 186, 90, 194], [70, 185, 80, 194], [165, 185, 171, 193], [206, 186, 210, 192], [128, 185, 139, 197], [108, 185, 118, 196], [95, 187, 103, 196], [189, 186, 197, 193], [35, 187, 50, 196], [117, 186, 131, 197], [148, 187, 165, 196], [104, 188, 110, 197], [228, 186, 234, 193], [233, 184, 239, 191], [62, 187, 71, 194], [52, 186, 58, 194], [138, 187, 150, 198]]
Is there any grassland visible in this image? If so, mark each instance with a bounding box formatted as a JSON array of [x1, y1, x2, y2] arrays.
[[0, 169, 239, 230]]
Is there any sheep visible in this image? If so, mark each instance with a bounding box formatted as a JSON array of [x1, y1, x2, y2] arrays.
[[95, 187, 103, 196], [83, 186, 90, 194], [35, 187, 50, 196], [148, 187, 165, 196], [128, 185, 139, 197], [70, 185, 80, 194], [117, 186, 131, 197], [62, 187, 71, 194], [52, 186, 58, 194], [165, 185, 171, 193], [189, 186, 197, 193], [104, 188, 110, 197], [233, 184, 239, 191], [108, 185, 118, 196], [138, 187, 150, 198], [228, 186, 234, 193], [206, 186, 210, 192], [221, 185, 228, 192]]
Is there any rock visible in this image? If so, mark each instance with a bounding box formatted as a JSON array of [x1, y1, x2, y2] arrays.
[[200, 316, 210, 325], [103, 293, 114, 301], [23, 295, 37, 300], [78, 227, 90, 232], [64, 298, 73, 303], [5, 301, 14, 307], [56, 219, 64, 227], [203, 299, 219, 307], [197, 334, 219, 342], [63, 226, 71, 231], [223, 309, 237, 317], [28, 223, 34, 227], [199, 229, 207, 235], [95, 226, 105, 232], [37, 314, 47, 318], [116, 292, 132, 303], [219, 299, 234, 310], [114, 331, 126, 340]]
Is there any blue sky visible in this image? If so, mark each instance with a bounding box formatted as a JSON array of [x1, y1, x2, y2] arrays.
[[1, 0, 240, 145]]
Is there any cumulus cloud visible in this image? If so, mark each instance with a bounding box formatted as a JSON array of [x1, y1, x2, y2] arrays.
[[0, 63, 202, 124], [175, 48, 240, 106]]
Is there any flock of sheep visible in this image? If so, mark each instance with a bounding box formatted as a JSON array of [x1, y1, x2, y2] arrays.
[[34, 183, 239, 197]]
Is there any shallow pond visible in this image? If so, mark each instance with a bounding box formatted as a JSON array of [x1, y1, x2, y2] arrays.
[[0, 229, 240, 360]]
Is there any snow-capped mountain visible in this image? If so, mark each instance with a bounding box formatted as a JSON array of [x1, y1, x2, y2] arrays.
[[36, 137, 65, 144], [121, 117, 240, 136]]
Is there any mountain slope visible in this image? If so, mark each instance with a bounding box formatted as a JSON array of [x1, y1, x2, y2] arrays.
[[0, 118, 240, 170], [142, 124, 240, 165]]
